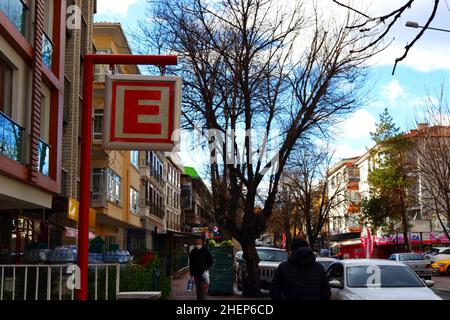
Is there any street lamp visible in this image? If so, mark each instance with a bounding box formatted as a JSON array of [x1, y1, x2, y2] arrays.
[[405, 21, 450, 33]]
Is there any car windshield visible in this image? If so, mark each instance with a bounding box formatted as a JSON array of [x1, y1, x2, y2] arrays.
[[318, 261, 333, 270], [398, 254, 424, 261], [257, 249, 288, 262], [425, 249, 439, 255], [346, 265, 425, 288]]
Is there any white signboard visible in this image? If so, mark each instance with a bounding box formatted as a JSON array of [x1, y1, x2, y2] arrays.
[[409, 220, 432, 233]]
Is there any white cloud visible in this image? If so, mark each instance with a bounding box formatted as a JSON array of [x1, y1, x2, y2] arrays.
[[333, 109, 377, 140], [380, 79, 406, 104], [96, 0, 139, 16], [331, 143, 368, 162]]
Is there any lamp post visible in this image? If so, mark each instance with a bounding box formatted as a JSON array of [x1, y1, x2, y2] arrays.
[[405, 21, 450, 33]]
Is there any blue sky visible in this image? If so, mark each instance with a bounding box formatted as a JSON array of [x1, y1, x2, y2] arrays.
[[95, 0, 450, 170]]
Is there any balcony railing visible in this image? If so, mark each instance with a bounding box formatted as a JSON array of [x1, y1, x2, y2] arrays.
[[42, 32, 53, 69], [0, 264, 120, 300], [139, 198, 150, 208], [91, 192, 107, 208], [38, 139, 50, 176], [150, 204, 165, 220], [138, 160, 165, 186], [0, 0, 28, 37], [0, 112, 24, 162]]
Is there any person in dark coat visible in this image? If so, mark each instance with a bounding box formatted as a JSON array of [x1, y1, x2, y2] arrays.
[[270, 239, 331, 300], [189, 238, 214, 300]]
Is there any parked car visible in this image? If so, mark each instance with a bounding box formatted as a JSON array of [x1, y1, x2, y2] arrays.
[[431, 259, 450, 275], [424, 247, 450, 263], [326, 259, 441, 300], [235, 247, 288, 292], [388, 253, 433, 280], [233, 251, 243, 276], [316, 257, 338, 271]]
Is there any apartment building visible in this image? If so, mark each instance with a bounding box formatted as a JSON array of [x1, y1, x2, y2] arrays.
[[137, 150, 167, 251], [0, 0, 66, 263], [49, 0, 97, 247], [90, 22, 142, 251], [182, 167, 215, 232], [327, 157, 362, 236], [164, 152, 182, 233]]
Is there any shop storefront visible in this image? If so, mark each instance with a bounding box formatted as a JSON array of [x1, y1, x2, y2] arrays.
[[0, 212, 47, 264], [333, 228, 450, 259]]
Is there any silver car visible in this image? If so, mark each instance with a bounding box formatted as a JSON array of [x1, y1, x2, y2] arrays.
[[235, 247, 288, 292], [388, 253, 433, 280]]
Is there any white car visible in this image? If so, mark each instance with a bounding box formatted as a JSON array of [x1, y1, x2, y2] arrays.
[[424, 247, 450, 263], [326, 259, 442, 300], [316, 257, 338, 271]]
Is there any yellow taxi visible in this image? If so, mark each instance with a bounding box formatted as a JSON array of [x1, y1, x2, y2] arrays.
[[431, 260, 450, 275]]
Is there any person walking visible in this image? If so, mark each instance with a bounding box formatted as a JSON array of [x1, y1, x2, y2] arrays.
[[270, 239, 331, 300], [189, 238, 214, 300]]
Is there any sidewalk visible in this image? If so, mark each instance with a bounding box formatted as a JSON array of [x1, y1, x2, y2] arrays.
[[170, 270, 269, 300]]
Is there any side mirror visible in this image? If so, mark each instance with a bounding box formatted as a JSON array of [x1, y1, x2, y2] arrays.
[[424, 280, 435, 288], [329, 279, 344, 290]]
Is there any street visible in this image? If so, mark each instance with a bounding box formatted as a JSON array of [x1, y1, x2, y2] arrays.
[[432, 276, 450, 300]]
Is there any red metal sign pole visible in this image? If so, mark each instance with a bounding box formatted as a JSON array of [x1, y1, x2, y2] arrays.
[[78, 54, 177, 300]]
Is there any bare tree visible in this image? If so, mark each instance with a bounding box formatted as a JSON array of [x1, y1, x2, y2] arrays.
[[332, 0, 441, 74], [411, 88, 450, 241], [283, 147, 351, 251], [136, 0, 378, 296]]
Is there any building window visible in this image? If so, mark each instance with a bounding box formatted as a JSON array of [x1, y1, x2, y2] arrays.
[[131, 151, 139, 168], [130, 187, 139, 214], [0, 58, 13, 116], [0, 58, 23, 162], [93, 109, 103, 140], [94, 49, 113, 82], [92, 168, 122, 206], [42, 0, 54, 69], [0, 0, 29, 37], [106, 169, 122, 205]]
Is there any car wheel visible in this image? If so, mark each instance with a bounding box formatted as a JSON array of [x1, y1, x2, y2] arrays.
[[447, 266, 450, 276]]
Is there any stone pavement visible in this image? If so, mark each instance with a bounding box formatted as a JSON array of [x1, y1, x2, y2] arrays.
[[170, 270, 269, 300]]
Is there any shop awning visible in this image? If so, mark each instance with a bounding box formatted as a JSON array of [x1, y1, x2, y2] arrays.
[[65, 227, 96, 240]]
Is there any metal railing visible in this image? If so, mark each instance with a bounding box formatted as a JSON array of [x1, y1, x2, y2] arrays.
[[42, 32, 53, 69], [0, 264, 120, 300], [38, 139, 50, 176], [0, 111, 24, 162], [0, 0, 28, 36]]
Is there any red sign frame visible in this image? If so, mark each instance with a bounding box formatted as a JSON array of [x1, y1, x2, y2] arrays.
[[103, 75, 182, 151]]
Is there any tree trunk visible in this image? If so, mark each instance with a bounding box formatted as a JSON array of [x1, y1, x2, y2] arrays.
[[401, 201, 410, 251], [241, 241, 261, 297]]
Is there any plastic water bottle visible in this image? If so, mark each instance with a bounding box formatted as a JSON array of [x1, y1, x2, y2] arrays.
[[187, 277, 194, 292]]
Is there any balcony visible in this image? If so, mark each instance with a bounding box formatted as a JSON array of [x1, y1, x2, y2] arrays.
[[38, 139, 50, 176], [150, 204, 165, 220], [138, 159, 165, 187], [42, 32, 53, 69], [139, 198, 150, 208], [0, 111, 24, 162], [0, 0, 28, 37]]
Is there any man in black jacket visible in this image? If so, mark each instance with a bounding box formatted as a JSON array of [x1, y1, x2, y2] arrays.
[[189, 238, 214, 300], [270, 239, 331, 300]]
